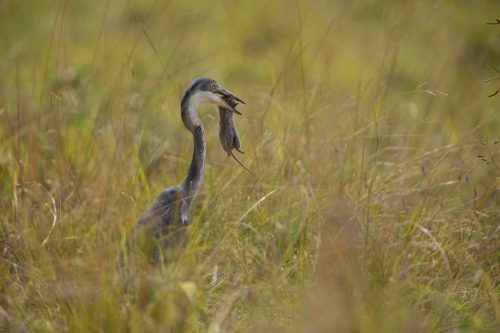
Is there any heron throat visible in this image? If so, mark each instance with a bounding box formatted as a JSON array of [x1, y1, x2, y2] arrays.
[[180, 100, 206, 212]]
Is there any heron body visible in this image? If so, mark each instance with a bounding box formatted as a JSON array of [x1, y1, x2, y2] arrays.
[[121, 77, 244, 265]]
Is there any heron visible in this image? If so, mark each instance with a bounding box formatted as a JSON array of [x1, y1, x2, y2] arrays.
[[121, 77, 244, 266]]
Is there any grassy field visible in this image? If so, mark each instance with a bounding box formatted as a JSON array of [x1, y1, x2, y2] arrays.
[[1, 0, 499, 332]]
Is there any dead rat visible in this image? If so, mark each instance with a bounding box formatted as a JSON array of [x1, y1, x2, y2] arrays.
[[218, 97, 256, 176]]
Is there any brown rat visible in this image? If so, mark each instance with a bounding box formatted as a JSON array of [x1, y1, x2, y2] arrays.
[[218, 97, 255, 176]]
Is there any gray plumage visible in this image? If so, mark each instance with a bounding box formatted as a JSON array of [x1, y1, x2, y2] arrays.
[[120, 77, 244, 266]]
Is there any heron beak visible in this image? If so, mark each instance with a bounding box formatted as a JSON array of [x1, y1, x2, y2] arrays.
[[211, 94, 242, 115], [213, 86, 246, 105]]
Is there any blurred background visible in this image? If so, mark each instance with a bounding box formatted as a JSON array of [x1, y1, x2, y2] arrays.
[[1, 1, 499, 332]]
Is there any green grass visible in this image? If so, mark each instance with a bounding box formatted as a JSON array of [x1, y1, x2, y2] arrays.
[[1, 0, 499, 332]]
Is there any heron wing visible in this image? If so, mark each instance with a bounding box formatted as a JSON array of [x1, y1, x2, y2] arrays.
[[136, 186, 181, 233]]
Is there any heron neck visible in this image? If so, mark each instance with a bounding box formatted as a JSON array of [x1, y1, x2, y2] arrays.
[[181, 115, 206, 200]]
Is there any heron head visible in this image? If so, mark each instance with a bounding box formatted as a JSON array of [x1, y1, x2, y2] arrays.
[[182, 77, 245, 114]]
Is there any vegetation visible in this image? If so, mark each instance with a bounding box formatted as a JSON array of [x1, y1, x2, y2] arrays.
[[1, 1, 499, 332]]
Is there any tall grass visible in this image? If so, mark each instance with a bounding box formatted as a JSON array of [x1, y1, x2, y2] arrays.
[[1, 0, 499, 332]]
